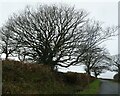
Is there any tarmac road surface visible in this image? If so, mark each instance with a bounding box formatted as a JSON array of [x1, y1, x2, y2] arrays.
[[99, 80, 120, 95]]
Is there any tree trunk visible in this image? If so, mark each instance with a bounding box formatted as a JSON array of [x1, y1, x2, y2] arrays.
[[86, 68, 91, 76], [5, 53, 8, 60], [49, 61, 56, 72], [94, 70, 98, 78], [5, 45, 9, 60], [118, 66, 120, 80]]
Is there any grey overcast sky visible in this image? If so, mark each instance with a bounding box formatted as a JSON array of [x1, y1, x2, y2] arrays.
[[0, 0, 118, 55], [0, 0, 119, 78]]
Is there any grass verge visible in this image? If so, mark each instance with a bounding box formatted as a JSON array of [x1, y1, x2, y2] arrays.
[[77, 79, 100, 95]]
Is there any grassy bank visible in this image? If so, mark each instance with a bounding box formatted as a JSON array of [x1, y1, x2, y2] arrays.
[[77, 79, 100, 95], [2, 60, 69, 94], [2, 60, 95, 94]]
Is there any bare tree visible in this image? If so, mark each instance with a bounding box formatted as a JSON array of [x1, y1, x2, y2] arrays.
[[79, 20, 116, 76], [83, 47, 110, 76], [91, 64, 110, 78], [110, 54, 120, 80], [0, 26, 19, 60], [0, 5, 117, 71], [17, 47, 28, 62], [1, 5, 89, 70], [91, 53, 111, 78]]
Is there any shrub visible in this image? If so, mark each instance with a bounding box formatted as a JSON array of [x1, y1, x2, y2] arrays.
[[113, 74, 120, 81], [64, 72, 78, 84]]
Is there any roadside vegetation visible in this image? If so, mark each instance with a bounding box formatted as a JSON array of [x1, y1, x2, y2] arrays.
[[77, 79, 100, 95], [3, 60, 96, 94], [112, 73, 120, 83]]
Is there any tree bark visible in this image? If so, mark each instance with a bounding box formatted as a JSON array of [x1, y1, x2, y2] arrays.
[[86, 68, 91, 76], [5, 54, 8, 60], [118, 65, 120, 80], [94, 70, 98, 78]]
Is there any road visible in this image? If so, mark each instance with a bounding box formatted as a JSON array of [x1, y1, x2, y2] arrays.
[[99, 80, 120, 95]]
